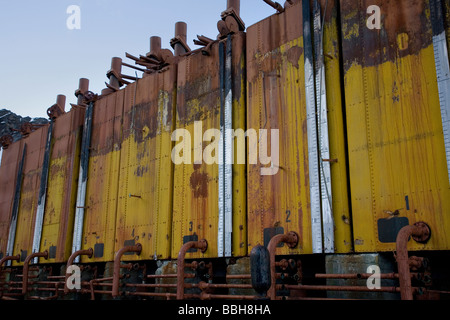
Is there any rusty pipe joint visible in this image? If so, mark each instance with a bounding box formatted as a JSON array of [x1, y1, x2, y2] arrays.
[[219, 0, 245, 37], [74, 78, 90, 106], [0, 135, 13, 150], [147, 36, 162, 60], [64, 248, 93, 294], [171, 22, 191, 57], [396, 222, 431, 300], [176, 239, 208, 299], [267, 232, 299, 299], [104, 57, 124, 94], [112, 243, 142, 298], [47, 94, 66, 120], [22, 251, 48, 295]]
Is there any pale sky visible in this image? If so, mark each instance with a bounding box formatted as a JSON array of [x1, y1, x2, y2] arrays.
[[0, 0, 275, 119]]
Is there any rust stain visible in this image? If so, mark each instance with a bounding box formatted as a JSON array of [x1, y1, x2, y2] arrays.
[[189, 168, 209, 198], [340, 0, 432, 71], [285, 46, 304, 69]]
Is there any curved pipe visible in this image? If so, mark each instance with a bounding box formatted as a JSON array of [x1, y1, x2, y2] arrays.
[[64, 248, 93, 294], [267, 232, 299, 300], [22, 251, 48, 295], [0, 255, 20, 269], [396, 222, 431, 300], [176, 240, 208, 300], [112, 243, 142, 298], [0, 255, 20, 298]]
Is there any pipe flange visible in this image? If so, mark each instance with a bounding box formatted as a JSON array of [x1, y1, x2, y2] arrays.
[[412, 222, 431, 244], [135, 243, 143, 255], [286, 231, 299, 249], [199, 239, 208, 253]]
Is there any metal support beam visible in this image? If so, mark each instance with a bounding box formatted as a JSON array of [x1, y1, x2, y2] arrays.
[[31, 121, 53, 263], [71, 102, 94, 263], [218, 35, 233, 258]]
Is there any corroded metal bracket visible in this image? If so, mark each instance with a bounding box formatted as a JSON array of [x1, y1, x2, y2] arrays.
[[0, 135, 13, 149]]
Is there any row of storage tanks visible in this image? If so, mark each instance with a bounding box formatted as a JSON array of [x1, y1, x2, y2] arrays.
[[0, 0, 449, 271]]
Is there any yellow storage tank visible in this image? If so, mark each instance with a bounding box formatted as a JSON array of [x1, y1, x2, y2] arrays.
[[39, 108, 84, 263], [0, 140, 25, 258], [171, 32, 247, 259], [340, 0, 450, 252], [80, 91, 125, 263], [114, 66, 177, 261], [246, 1, 351, 255], [11, 126, 49, 266]]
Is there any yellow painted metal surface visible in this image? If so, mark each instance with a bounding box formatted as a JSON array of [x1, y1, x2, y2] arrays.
[[246, 3, 312, 255], [341, 0, 450, 252], [12, 126, 49, 266], [115, 67, 177, 261], [171, 32, 247, 259], [81, 91, 124, 263], [321, 0, 352, 253], [39, 109, 83, 263]]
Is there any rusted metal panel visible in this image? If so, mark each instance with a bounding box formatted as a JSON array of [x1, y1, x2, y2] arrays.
[[11, 125, 49, 266], [39, 107, 84, 263], [172, 32, 247, 259], [115, 66, 177, 261], [0, 140, 24, 257], [246, 2, 312, 255], [81, 91, 124, 263], [340, 0, 450, 251]]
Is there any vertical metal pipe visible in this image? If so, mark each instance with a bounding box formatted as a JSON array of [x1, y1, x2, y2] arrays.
[[109, 57, 122, 89], [149, 36, 162, 58], [396, 223, 430, 300], [174, 22, 188, 56], [176, 240, 207, 299], [22, 251, 48, 295], [227, 0, 240, 15], [76, 78, 89, 105], [64, 248, 93, 294], [267, 232, 299, 300], [112, 244, 142, 298], [56, 95, 66, 112]]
